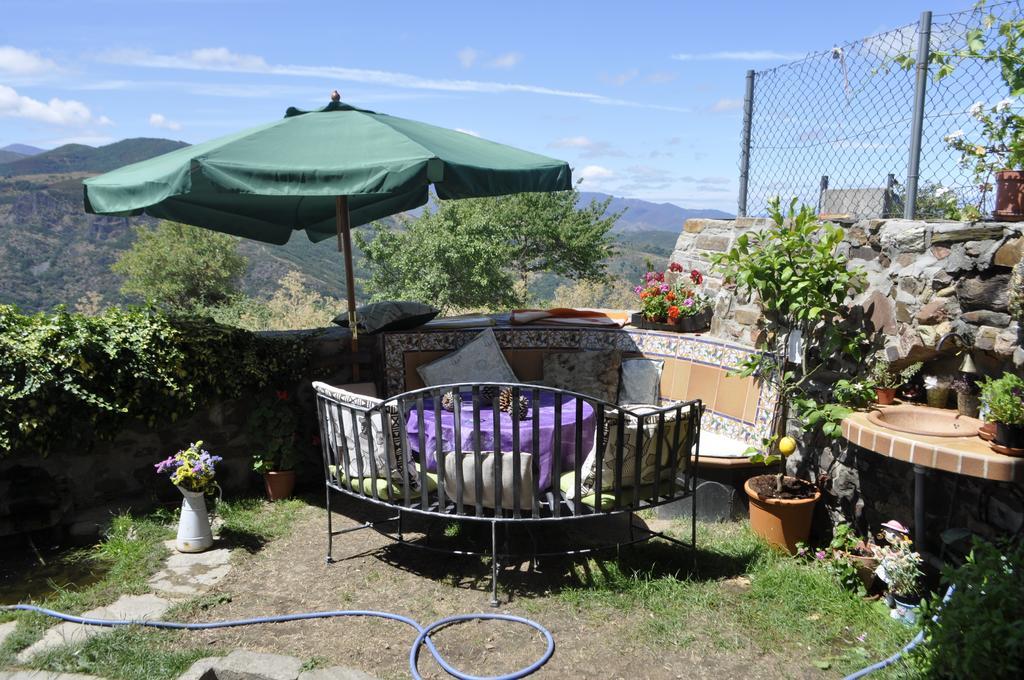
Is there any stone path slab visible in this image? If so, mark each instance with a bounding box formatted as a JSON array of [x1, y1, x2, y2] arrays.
[[0, 621, 18, 649], [148, 541, 232, 598], [15, 594, 171, 664], [0, 671, 103, 679], [298, 667, 376, 680]]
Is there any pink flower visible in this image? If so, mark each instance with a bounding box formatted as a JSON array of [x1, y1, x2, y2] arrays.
[[659, 283, 670, 293], [633, 285, 643, 294], [815, 550, 827, 561], [682, 297, 694, 307]]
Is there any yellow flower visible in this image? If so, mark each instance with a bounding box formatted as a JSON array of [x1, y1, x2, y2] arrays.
[[974, 145, 987, 156]]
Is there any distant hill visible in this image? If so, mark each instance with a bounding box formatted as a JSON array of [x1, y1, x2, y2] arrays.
[[0, 136, 725, 312], [0, 150, 26, 164], [579, 191, 732, 233], [0, 138, 188, 177], [1, 144, 45, 156]]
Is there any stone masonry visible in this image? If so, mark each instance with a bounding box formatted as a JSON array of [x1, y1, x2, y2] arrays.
[[671, 217, 1024, 545]]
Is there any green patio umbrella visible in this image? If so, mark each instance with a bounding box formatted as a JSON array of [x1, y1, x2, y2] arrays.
[[84, 92, 572, 372]]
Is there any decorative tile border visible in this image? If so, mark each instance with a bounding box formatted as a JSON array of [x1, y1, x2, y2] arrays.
[[382, 326, 776, 446]]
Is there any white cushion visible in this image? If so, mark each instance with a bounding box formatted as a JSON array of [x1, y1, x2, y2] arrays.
[[618, 358, 663, 405], [416, 328, 518, 387], [442, 451, 534, 509], [698, 431, 755, 458], [569, 403, 691, 497]]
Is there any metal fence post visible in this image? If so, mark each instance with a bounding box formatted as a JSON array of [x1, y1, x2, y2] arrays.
[[905, 10, 932, 220], [738, 69, 755, 217]]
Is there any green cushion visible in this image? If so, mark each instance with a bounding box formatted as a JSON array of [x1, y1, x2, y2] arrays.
[[559, 472, 678, 510], [329, 464, 437, 500]]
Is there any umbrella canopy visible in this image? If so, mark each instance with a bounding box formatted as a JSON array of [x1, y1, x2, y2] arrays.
[[83, 100, 572, 245]]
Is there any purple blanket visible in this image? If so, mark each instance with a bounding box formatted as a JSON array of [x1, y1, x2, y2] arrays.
[[406, 392, 596, 491]]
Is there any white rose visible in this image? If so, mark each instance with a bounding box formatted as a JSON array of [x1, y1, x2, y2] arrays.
[[968, 101, 985, 116], [997, 97, 1014, 112]]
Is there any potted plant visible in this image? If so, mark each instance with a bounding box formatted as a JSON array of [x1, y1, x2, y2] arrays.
[[155, 441, 223, 553], [869, 358, 922, 405], [943, 98, 1024, 220], [951, 373, 981, 418], [248, 389, 298, 500], [980, 372, 1024, 450], [873, 529, 924, 625], [712, 197, 868, 553], [631, 263, 712, 332]]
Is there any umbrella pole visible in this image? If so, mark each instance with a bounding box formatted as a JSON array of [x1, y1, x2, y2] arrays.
[[335, 196, 360, 381]]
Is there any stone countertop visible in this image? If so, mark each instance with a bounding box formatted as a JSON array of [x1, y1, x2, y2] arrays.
[[842, 407, 1024, 483]]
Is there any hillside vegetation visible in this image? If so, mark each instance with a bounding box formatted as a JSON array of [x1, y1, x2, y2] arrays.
[[0, 137, 726, 316]]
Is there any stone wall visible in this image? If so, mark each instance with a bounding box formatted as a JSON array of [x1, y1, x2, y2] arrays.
[[671, 217, 1024, 544], [0, 327, 354, 540]]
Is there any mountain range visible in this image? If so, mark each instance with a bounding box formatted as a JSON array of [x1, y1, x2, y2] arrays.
[[0, 138, 731, 312]]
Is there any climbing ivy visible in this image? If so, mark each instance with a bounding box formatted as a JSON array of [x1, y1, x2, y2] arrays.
[[0, 304, 311, 457]]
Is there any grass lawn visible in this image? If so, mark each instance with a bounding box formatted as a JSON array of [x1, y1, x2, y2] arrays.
[[3, 497, 917, 679], [0, 498, 305, 680]]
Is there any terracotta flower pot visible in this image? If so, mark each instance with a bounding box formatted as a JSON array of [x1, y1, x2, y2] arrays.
[[995, 170, 1024, 222], [263, 470, 296, 501], [744, 476, 821, 554], [875, 388, 897, 405], [847, 553, 880, 592]]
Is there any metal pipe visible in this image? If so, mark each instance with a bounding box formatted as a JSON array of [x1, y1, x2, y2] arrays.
[[905, 11, 932, 219], [738, 69, 756, 217], [914, 464, 927, 551]]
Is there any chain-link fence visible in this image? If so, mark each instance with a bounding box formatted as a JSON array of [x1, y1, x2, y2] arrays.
[[739, 0, 1023, 219]]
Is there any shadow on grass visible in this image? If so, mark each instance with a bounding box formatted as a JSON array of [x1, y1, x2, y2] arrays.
[[313, 489, 769, 602]]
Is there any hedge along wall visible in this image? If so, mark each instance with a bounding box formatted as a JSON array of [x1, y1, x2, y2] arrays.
[[672, 218, 1024, 543], [0, 305, 354, 538]]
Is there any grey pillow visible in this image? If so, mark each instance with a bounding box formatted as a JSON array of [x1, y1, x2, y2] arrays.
[[541, 350, 621, 403], [417, 328, 518, 387], [333, 300, 438, 334], [618, 358, 664, 405]]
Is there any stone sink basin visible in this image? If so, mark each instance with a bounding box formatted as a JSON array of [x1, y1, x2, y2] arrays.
[[867, 405, 983, 438]]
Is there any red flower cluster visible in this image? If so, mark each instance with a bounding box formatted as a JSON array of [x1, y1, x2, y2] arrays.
[[276, 390, 290, 402], [668, 261, 684, 273], [690, 269, 703, 285]]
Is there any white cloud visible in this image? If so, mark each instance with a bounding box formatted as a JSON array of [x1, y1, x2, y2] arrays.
[[602, 69, 639, 86], [0, 85, 108, 126], [98, 47, 688, 112], [645, 72, 676, 84], [0, 46, 57, 75], [489, 52, 522, 69], [579, 165, 614, 180], [550, 136, 594, 149], [457, 47, 478, 68], [709, 98, 744, 113], [149, 112, 182, 131], [672, 50, 803, 62], [549, 136, 626, 158], [455, 127, 479, 137]]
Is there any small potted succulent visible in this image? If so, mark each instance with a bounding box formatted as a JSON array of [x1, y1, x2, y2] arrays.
[[155, 441, 223, 553], [980, 372, 1024, 450], [951, 373, 981, 418], [870, 358, 922, 405], [632, 263, 712, 332], [248, 389, 299, 500]]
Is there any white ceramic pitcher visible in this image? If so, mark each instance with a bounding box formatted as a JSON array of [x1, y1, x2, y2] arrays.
[[175, 486, 213, 552]]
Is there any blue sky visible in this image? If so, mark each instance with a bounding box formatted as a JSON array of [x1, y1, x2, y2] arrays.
[[1, 0, 975, 212]]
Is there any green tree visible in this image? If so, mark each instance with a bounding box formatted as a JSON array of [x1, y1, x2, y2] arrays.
[[112, 221, 248, 310], [355, 187, 621, 313]]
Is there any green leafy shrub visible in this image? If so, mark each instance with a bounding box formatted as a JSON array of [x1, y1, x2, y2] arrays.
[[0, 304, 310, 456], [913, 540, 1024, 678], [980, 372, 1024, 425]]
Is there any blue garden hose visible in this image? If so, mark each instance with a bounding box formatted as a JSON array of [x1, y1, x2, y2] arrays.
[[843, 586, 955, 680], [1, 604, 554, 680]]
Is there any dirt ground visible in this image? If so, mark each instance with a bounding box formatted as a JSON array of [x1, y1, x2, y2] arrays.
[[184, 498, 816, 679]]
